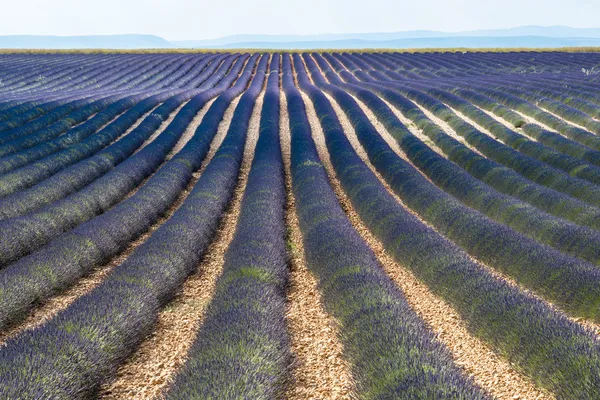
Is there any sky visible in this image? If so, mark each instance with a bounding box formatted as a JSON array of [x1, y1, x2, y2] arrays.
[[2, 0, 599, 40]]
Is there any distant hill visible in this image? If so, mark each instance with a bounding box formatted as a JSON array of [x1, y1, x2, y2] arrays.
[[179, 36, 600, 50], [173, 26, 600, 48], [3, 26, 600, 49], [0, 34, 172, 49]]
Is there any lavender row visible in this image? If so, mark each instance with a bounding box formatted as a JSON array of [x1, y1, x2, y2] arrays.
[[166, 54, 290, 399], [286, 54, 489, 399], [0, 53, 267, 399], [294, 53, 600, 398]]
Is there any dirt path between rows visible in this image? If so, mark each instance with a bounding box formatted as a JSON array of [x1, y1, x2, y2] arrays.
[[0, 98, 216, 347], [281, 92, 354, 400], [309, 91, 553, 400], [100, 94, 253, 399]]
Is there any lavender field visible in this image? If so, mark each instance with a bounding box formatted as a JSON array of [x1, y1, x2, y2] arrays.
[[0, 51, 599, 399]]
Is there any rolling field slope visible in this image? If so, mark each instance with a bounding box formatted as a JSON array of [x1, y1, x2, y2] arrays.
[[0, 51, 599, 399]]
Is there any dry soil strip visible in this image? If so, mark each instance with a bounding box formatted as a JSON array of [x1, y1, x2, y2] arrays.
[[464, 102, 540, 141], [510, 107, 596, 142], [168, 98, 217, 158], [280, 93, 354, 400], [377, 95, 449, 158], [352, 93, 600, 337], [100, 93, 259, 400], [412, 101, 486, 156], [134, 102, 187, 154], [308, 92, 553, 400], [537, 103, 599, 133], [0, 98, 222, 347], [107, 105, 160, 147]]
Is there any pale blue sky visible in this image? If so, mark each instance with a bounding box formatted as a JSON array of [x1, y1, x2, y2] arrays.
[[3, 0, 598, 40]]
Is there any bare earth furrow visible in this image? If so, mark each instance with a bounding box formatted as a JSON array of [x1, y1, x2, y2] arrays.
[[0, 97, 218, 347], [280, 92, 354, 400], [3, 51, 600, 399], [306, 91, 552, 400], [100, 94, 248, 399]]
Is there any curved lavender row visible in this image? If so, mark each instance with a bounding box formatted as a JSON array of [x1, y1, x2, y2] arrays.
[[293, 53, 600, 399], [320, 55, 600, 317], [0, 54, 174, 133], [0, 55, 100, 95], [0, 92, 140, 154], [328, 55, 600, 310], [356, 57, 600, 206], [0, 53, 266, 400], [0, 55, 218, 162], [0, 54, 190, 143], [0, 54, 258, 342], [0, 54, 132, 95], [379, 52, 600, 104], [3, 53, 203, 107], [0, 55, 120, 100], [461, 75, 600, 132], [0, 55, 238, 199], [165, 54, 291, 399], [285, 55, 489, 399], [0, 56, 232, 217], [408, 58, 600, 122], [481, 75, 600, 117], [370, 65, 600, 154], [0, 53, 175, 97], [0, 55, 246, 266], [0, 98, 88, 135], [0, 54, 153, 104], [312, 53, 600, 268], [339, 56, 600, 227], [413, 83, 600, 179], [369, 82, 600, 228], [451, 81, 600, 151], [366, 69, 600, 180], [0, 54, 175, 108], [0, 55, 229, 183], [0, 56, 149, 116], [0, 92, 163, 179], [0, 55, 155, 109], [0, 93, 147, 158], [0, 55, 112, 88], [448, 87, 600, 166], [0, 92, 170, 217], [332, 55, 600, 164]]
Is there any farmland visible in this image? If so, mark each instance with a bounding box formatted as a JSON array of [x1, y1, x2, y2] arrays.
[[0, 50, 599, 399]]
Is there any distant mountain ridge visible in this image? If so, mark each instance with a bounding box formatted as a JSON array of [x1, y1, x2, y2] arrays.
[[0, 34, 172, 49], [2, 26, 600, 49], [178, 36, 600, 50], [173, 26, 600, 48]]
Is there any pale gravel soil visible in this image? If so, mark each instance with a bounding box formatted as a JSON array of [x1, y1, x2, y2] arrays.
[[134, 102, 187, 154], [99, 94, 249, 400], [312, 92, 554, 400], [537, 103, 599, 133], [281, 93, 354, 400], [413, 101, 486, 157], [107, 106, 159, 147], [378, 96, 450, 158], [512, 107, 597, 139], [167, 98, 217, 159], [0, 99, 218, 347], [350, 94, 600, 337], [464, 103, 541, 142]]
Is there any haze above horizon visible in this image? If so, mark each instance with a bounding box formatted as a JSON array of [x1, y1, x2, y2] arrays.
[[3, 0, 599, 41]]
